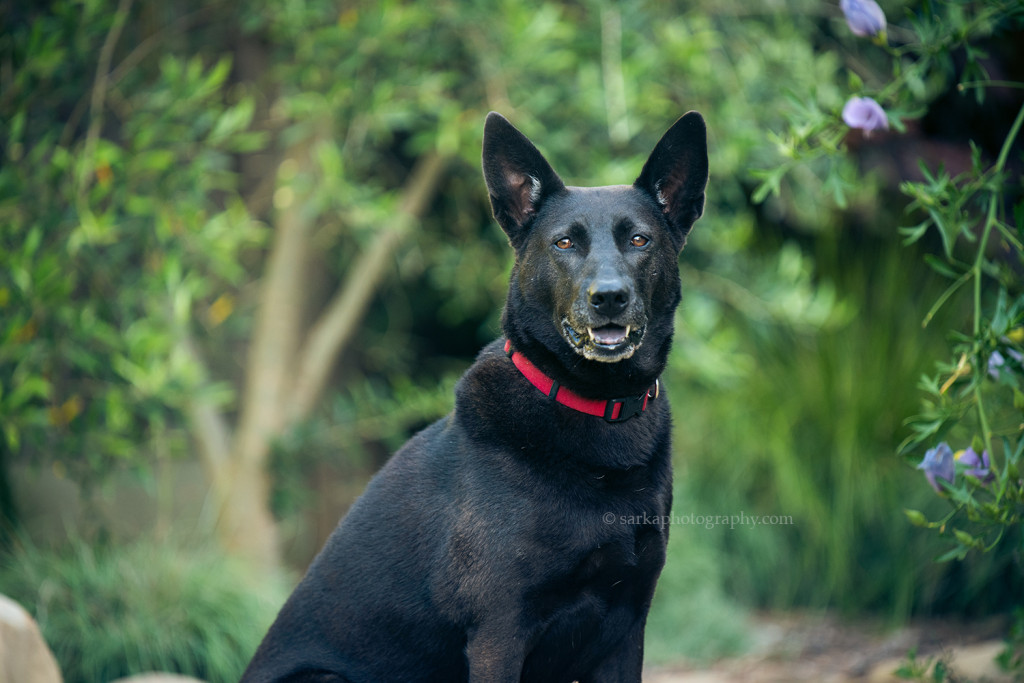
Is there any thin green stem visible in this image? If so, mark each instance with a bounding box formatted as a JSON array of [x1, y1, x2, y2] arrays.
[[969, 102, 1024, 466], [970, 185, 999, 464], [972, 195, 997, 338], [982, 527, 1005, 553], [959, 80, 1024, 92], [922, 269, 971, 328], [876, 4, 1018, 104], [994, 101, 1024, 173]]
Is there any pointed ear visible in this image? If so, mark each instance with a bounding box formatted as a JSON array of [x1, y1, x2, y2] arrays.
[[634, 112, 708, 249], [482, 112, 565, 246]]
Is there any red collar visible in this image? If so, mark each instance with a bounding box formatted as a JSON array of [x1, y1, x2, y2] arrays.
[[504, 339, 659, 423]]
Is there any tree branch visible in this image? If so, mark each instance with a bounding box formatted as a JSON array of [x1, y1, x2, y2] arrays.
[[172, 311, 232, 478], [287, 151, 448, 422], [60, 5, 214, 148], [233, 141, 317, 466], [76, 0, 133, 194], [186, 381, 233, 477]]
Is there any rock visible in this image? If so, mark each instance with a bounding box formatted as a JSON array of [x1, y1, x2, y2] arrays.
[[0, 593, 62, 683]]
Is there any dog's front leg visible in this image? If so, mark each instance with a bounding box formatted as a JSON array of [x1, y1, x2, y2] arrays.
[[581, 620, 645, 683], [465, 621, 529, 683]]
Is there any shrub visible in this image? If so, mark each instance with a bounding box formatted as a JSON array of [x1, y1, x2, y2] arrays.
[[0, 537, 288, 683]]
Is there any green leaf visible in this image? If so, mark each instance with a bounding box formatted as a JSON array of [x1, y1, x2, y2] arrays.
[[314, 140, 344, 180], [921, 254, 960, 279], [929, 208, 959, 258], [2, 424, 20, 451], [136, 150, 177, 173], [203, 56, 233, 93], [22, 226, 42, 257], [935, 546, 969, 563], [7, 376, 51, 409], [899, 220, 931, 245], [209, 98, 255, 144], [751, 167, 785, 204], [991, 288, 1010, 335]]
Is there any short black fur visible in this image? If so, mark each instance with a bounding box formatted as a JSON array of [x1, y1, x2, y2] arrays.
[[242, 110, 708, 683]]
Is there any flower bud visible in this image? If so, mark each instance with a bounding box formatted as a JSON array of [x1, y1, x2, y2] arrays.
[[842, 96, 889, 135], [840, 0, 887, 39]]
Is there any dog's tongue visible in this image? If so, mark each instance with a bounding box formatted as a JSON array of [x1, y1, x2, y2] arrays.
[[590, 325, 629, 346]]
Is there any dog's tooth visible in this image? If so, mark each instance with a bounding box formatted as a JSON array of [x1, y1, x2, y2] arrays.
[[625, 325, 631, 338], [588, 327, 595, 341]]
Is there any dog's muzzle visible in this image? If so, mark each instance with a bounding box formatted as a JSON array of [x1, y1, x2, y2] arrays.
[[561, 319, 646, 362]]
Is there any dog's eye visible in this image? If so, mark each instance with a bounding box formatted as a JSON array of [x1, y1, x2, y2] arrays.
[[555, 237, 573, 250], [630, 234, 650, 248]]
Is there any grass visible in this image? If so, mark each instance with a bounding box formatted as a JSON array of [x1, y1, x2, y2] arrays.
[[0, 536, 289, 683]]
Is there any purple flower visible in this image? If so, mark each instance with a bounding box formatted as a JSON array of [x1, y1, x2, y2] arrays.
[[840, 0, 887, 38], [918, 442, 954, 493], [988, 347, 1024, 379], [956, 447, 994, 483], [988, 350, 1006, 379], [842, 96, 890, 135]]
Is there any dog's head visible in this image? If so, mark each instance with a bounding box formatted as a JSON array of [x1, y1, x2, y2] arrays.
[[483, 112, 707, 371]]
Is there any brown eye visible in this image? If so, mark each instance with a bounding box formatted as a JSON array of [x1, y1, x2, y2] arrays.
[[630, 234, 650, 248], [555, 237, 573, 250]]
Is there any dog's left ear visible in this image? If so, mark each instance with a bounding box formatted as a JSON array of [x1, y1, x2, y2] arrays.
[[634, 112, 708, 250], [482, 112, 566, 247]]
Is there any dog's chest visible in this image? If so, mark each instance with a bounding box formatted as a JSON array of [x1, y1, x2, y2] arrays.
[[516, 517, 667, 680], [437, 455, 669, 609]]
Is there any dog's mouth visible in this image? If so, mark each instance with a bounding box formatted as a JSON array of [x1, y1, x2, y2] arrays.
[[561, 319, 645, 362], [590, 324, 630, 347]]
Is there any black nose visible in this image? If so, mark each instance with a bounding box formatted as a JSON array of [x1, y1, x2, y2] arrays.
[[589, 282, 630, 317]]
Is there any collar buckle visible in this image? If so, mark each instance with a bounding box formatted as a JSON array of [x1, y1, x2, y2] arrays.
[[603, 388, 652, 423]]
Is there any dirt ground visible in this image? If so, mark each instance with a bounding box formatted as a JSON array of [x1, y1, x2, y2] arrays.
[[643, 612, 1017, 683]]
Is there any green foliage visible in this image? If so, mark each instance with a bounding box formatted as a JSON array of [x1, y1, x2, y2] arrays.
[[269, 371, 461, 521], [895, 615, 1024, 682], [755, 0, 1024, 589], [898, 102, 1024, 559], [997, 608, 1024, 675], [893, 647, 950, 681], [754, 0, 1024, 209], [666, 239, 1017, 614], [0, 1, 264, 488], [0, 537, 287, 683]]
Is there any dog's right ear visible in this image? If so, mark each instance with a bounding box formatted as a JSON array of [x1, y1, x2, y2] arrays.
[[482, 112, 565, 246]]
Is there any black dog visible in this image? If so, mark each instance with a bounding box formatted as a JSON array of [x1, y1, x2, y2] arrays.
[[242, 110, 708, 683]]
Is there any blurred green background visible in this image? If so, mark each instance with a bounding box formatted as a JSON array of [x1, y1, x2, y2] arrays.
[[1, 0, 1022, 680]]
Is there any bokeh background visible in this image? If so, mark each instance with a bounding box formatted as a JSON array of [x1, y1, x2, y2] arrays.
[[1, 1, 1023, 681]]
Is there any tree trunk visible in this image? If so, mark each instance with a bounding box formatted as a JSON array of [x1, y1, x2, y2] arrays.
[[209, 457, 281, 568], [288, 152, 446, 421], [185, 145, 448, 573]]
